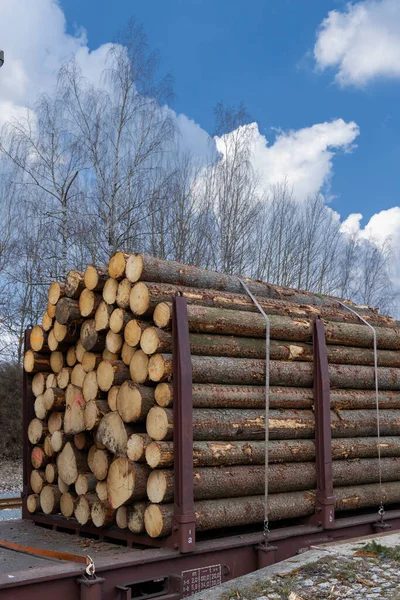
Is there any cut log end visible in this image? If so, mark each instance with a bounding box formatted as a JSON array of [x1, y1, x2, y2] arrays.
[[146, 406, 171, 441], [116, 506, 128, 529], [130, 282, 150, 316], [48, 281, 65, 305], [140, 327, 160, 355], [28, 418, 45, 445], [108, 252, 128, 280], [148, 354, 170, 382], [92, 500, 114, 527], [103, 278, 119, 305], [130, 350, 149, 384], [144, 504, 168, 538], [27, 494, 40, 513], [84, 265, 108, 291], [147, 470, 169, 503], [125, 254, 144, 283], [40, 485, 61, 515], [124, 320, 142, 347], [30, 325, 47, 352], [153, 303, 171, 329], [154, 383, 173, 407], [60, 492, 76, 518]]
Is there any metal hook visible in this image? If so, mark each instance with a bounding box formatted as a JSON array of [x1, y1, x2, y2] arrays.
[[85, 555, 95, 578]]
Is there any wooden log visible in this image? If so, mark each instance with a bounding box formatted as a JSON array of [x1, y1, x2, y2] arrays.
[[82, 371, 99, 401], [48, 281, 66, 305], [79, 289, 102, 318], [45, 463, 58, 484], [81, 352, 102, 373], [71, 363, 86, 387], [103, 278, 119, 304], [53, 321, 67, 343], [96, 412, 134, 456], [146, 406, 400, 441], [56, 298, 83, 325], [97, 360, 129, 392], [80, 319, 106, 352], [127, 433, 152, 462], [66, 346, 77, 367], [103, 349, 119, 361], [48, 411, 63, 435], [87, 446, 111, 481], [127, 503, 147, 534], [28, 419, 48, 445], [74, 493, 98, 525], [85, 399, 108, 430], [92, 500, 115, 527], [40, 485, 62, 514], [130, 281, 396, 328], [42, 312, 53, 332], [117, 381, 154, 423], [24, 351, 51, 373], [32, 373, 51, 397], [108, 252, 130, 280], [154, 303, 400, 351], [75, 340, 86, 363], [95, 301, 113, 331], [30, 469, 46, 494], [27, 494, 40, 514], [96, 480, 108, 502], [30, 326, 49, 353], [148, 354, 400, 390], [146, 437, 400, 469], [47, 302, 57, 318], [57, 367, 71, 390], [116, 279, 132, 309], [31, 446, 50, 469], [57, 442, 88, 485], [64, 384, 85, 435], [129, 350, 150, 384], [116, 506, 128, 529], [46, 373, 58, 387], [75, 472, 98, 495], [47, 329, 59, 352], [124, 319, 145, 348], [34, 395, 47, 420], [43, 434, 55, 457], [58, 476, 69, 494], [65, 270, 85, 299], [84, 265, 108, 292], [43, 387, 65, 411], [50, 351, 64, 374], [108, 386, 120, 411], [60, 491, 77, 518], [106, 458, 149, 508], [50, 430, 69, 453], [106, 330, 123, 354], [121, 342, 136, 366], [74, 432, 91, 451], [110, 308, 132, 334]]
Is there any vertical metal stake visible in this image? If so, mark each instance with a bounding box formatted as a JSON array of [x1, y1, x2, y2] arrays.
[[171, 295, 196, 552], [312, 317, 335, 528], [22, 328, 34, 519]]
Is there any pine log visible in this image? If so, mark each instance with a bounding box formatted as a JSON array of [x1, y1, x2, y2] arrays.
[[117, 382, 154, 423], [48, 281, 66, 305], [129, 350, 150, 384], [110, 308, 131, 334], [145, 481, 400, 538], [57, 367, 71, 390], [45, 463, 58, 484], [48, 330, 59, 352], [74, 432, 91, 451], [92, 500, 115, 527], [106, 330, 123, 354], [42, 312, 53, 332], [27, 494, 40, 514], [82, 371, 99, 401], [116, 279, 132, 309], [65, 270, 85, 299], [122, 342, 136, 366], [85, 399, 109, 430], [127, 433, 152, 462], [30, 470, 46, 494], [34, 395, 47, 420], [130, 281, 395, 328], [28, 419, 48, 445], [58, 477, 69, 494], [30, 326, 49, 353], [84, 265, 109, 292], [24, 351, 51, 373], [116, 506, 128, 528], [75, 493, 98, 525], [146, 406, 400, 441], [103, 278, 119, 304], [96, 480, 108, 502], [48, 411, 63, 435], [64, 384, 85, 435], [79, 289, 101, 318], [127, 503, 147, 534], [56, 298, 83, 325], [96, 411, 134, 456], [106, 458, 150, 508], [47, 302, 57, 318], [80, 319, 106, 352], [148, 457, 400, 503], [88, 446, 111, 481], [50, 430, 70, 453], [43, 387, 65, 411], [95, 301, 113, 331], [148, 354, 400, 390], [75, 340, 86, 363], [154, 303, 400, 351], [43, 434, 55, 457], [31, 446, 50, 469], [103, 349, 119, 361], [81, 352, 102, 373], [40, 485, 62, 515], [75, 472, 98, 495], [108, 386, 120, 411], [66, 346, 77, 367], [32, 373, 51, 397], [108, 252, 130, 280], [50, 351, 64, 374], [57, 442, 88, 485], [97, 360, 130, 392], [53, 321, 67, 343], [124, 319, 145, 347], [60, 491, 77, 518], [71, 363, 87, 387], [124, 254, 336, 307]]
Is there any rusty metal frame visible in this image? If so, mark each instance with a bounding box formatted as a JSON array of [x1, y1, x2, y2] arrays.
[[307, 317, 335, 528], [22, 328, 34, 520]]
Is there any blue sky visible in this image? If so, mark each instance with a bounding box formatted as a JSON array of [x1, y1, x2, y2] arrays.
[[59, 0, 400, 225]]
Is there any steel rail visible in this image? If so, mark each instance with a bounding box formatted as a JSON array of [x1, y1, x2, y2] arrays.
[[0, 496, 22, 510]]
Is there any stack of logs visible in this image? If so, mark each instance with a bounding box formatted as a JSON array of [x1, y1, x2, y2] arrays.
[[24, 253, 400, 539]]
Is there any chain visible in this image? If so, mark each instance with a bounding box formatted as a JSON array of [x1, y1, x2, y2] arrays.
[[239, 279, 270, 541], [337, 302, 384, 515]]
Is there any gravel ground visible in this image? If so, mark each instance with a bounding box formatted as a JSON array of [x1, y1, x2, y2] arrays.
[[0, 457, 23, 495]]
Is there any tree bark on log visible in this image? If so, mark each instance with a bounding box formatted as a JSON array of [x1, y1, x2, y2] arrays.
[[75, 472, 98, 495], [80, 319, 106, 352], [149, 354, 400, 390], [117, 382, 154, 423], [74, 493, 98, 525], [56, 298, 83, 325], [130, 281, 396, 328], [144, 481, 400, 538], [127, 433, 152, 462], [106, 457, 150, 508], [154, 304, 400, 351], [116, 279, 132, 309], [84, 399, 109, 430], [65, 270, 85, 299], [24, 351, 51, 373], [92, 500, 115, 527], [96, 411, 134, 456], [146, 406, 400, 441]]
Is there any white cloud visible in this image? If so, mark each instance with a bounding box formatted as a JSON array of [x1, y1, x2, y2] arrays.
[[215, 119, 360, 201], [314, 0, 400, 86], [342, 207, 400, 247]]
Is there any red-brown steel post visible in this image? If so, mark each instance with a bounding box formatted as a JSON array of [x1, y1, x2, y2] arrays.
[[22, 328, 34, 520], [311, 317, 335, 528], [171, 294, 196, 552]]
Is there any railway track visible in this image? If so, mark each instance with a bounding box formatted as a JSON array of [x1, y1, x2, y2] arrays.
[[0, 496, 22, 510]]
